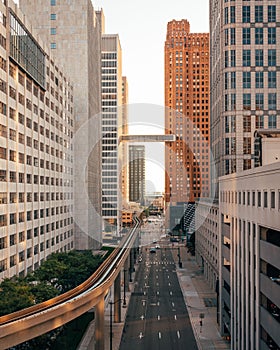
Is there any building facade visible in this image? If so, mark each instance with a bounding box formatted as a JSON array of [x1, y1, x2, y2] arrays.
[[19, 0, 103, 250], [101, 34, 123, 231], [128, 145, 145, 204], [0, 0, 74, 279], [121, 76, 129, 206], [210, 0, 280, 196], [220, 162, 280, 350]]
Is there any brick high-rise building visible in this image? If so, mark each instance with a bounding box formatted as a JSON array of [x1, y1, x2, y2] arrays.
[[164, 19, 210, 232]]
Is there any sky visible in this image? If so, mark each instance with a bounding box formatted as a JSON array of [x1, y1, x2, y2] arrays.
[[92, 0, 209, 192], [93, 0, 209, 106], [15, 0, 209, 193]]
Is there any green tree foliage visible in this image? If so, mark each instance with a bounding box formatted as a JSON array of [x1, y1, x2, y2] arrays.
[[0, 278, 34, 316]]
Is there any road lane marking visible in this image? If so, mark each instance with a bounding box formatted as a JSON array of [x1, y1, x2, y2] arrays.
[[174, 315, 177, 320], [158, 315, 160, 320], [167, 275, 169, 279], [177, 331, 181, 339], [139, 332, 144, 339], [157, 291, 159, 295], [158, 332, 161, 339], [157, 301, 160, 306], [172, 302, 175, 306], [168, 282, 171, 286], [170, 291, 173, 295], [140, 315, 144, 320]]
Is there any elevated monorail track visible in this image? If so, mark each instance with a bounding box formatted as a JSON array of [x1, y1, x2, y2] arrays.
[[0, 217, 141, 350]]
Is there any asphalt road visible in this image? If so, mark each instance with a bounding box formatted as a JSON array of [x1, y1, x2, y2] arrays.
[[119, 244, 198, 350]]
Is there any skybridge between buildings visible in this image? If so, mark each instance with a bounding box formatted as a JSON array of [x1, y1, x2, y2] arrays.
[[119, 134, 176, 143]]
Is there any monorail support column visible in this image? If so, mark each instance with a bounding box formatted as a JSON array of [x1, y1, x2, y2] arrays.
[[114, 272, 121, 323], [95, 295, 105, 350], [124, 258, 129, 292], [129, 249, 134, 282]]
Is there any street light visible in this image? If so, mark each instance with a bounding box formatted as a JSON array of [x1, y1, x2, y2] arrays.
[[123, 269, 127, 308], [109, 298, 122, 350]]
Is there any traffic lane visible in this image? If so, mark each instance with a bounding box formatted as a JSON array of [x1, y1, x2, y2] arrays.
[[140, 249, 196, 350], [121, 247, 198, 350]]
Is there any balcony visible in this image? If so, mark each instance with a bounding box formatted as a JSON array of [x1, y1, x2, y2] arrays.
[[222, 243, 230, 262], [260, 273, 280, 309], [222, 286, 230, 308], [222, 265, 230, 285], [260, 241, 280, 271], [260, 306, 280, 347]]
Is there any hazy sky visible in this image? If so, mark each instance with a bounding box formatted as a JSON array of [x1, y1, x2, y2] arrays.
[[93, 0, 209, 106]]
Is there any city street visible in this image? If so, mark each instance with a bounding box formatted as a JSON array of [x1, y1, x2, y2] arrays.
[[119, 229, 198, 350]]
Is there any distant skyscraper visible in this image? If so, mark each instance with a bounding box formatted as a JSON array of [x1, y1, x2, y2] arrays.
[[164, 19, 210, 231], [129, 145, 145, 204], [164, 19, 210, 204], [19, 0, 103, 249], [101, 34, 123, 230], [121, 77, 129, 205]]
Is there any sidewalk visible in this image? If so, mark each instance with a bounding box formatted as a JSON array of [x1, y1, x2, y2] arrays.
[[172, 246, 231, 350]]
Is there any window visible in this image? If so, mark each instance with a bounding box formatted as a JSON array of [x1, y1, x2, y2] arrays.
[[230, 50, 236, 67], [255, 71, 263, 88], [231, 94, 236, 111], [242, 28, 250, 45], [51, 43, 56, 49], [224, 7, 229, 24], [51, 0, 56, 5], [255, 49, 263, 66], [268, 71, 276, 88], [268, 93, 276, 110], [268, 115, 276, 129], [271, 191, 275, 209], [50, 28, 56, 35], [242, 6, 250, 23], [243, 50, 251, 66], [243, 72, 251, 88], [257, 191, 261, 207], [243, 137, 251, 154], [50, 13, 56, 20], [268, 27, 276, 45], [264, 191, 268, 208], [230, 28, 235, 45], [268, 49, 276, 66], [243, 93, 251, 110], [255, 93, 264, 110], [268, 5, 276, 23], [231, 72, 236, 89], [255, 28, 263, 45], [256, 115, 264, 129], [255, 6, 263, 23], [243, 115, 251, 132], [225, 51, 229, 68], [230, 6, 235, 23]]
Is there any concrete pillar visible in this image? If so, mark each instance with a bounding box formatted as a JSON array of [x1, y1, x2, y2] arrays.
[[95, 296, 105, 350], [129, 249, 134, 282], [114, 272, 121, 323], [124, 258, 129, 292]]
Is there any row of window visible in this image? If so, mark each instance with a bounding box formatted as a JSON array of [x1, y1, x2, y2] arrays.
[[224, 49, 277, 68], [221, 189, 280, 210], [224, 93, 277, 111], [0, 170, 71, 186], [0, 213, 73, 227], [224, 5, 276, 25]]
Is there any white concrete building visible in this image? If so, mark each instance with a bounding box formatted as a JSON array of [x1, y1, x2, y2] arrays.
[[19, 0, 103, 250], [0, 0, 74, 279], [101, 34, 123, 232], [220, 161, 280, 349]]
